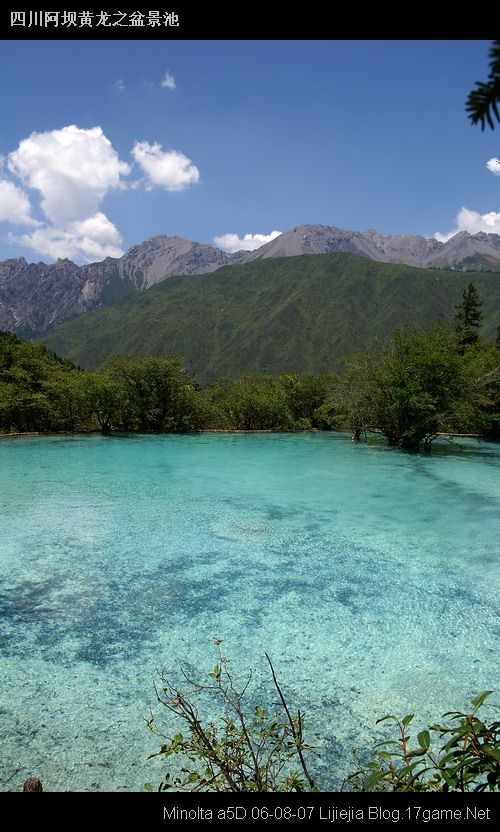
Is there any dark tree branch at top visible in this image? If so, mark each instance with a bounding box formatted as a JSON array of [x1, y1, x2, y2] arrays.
[[466, 40, 500, 130]]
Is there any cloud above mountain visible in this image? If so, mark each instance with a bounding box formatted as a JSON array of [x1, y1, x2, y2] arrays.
[[0, 125, 200, 263], [434, 158, 500, 241], [0, 179, 38, 227], [486, 157, 500, 176], [434, 207, 500, 242], [214, 230, 282, 253], [161, 71, 176, 90], [13, 213, 124, 262], [131, 141, 199, 191], [8, 125, 130, 227]]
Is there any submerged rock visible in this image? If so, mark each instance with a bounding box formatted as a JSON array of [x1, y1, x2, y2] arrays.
[[23, 777, 43, 792]]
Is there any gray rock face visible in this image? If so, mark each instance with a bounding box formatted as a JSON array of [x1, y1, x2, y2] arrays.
[[0, 255, 122, 336], [117, 235, 242, 289], [1, 226, 500, 336], [244, 224, 500, 268], [0, 235, 241, 335]]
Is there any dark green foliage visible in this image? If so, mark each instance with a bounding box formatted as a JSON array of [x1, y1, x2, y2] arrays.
[[337, 321, 500, 447], [204, 374, 336, 431], [82, 371, 127, 433], [146, 642, 316, 792], [339, 326, 466, 448], [455, 282, 483, 349], [457, 254, 500, 272], [4, 319, 500, 443], [0, 334, 340, 436], [466, 41, 500, 130], [98, 273, 137, 306], [0, 331, 90, 433], [205, 376, 296, 431], [349, 692, 500, 792], [458, 341, 500, 439], [280, 373, 338, 429], [42, 369, 93, 432], [102, 356, 205, 432], [38, 254, 500, 380], [4, 269, 500, 448]]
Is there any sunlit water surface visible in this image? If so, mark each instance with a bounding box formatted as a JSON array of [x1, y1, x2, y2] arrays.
[[0, 433, 498, 791]]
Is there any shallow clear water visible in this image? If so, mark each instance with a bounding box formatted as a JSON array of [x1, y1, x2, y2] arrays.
[[0, 432, 498, 791]]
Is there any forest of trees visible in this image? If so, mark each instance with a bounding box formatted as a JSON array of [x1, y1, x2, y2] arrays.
[[1, 284, 499, 449]]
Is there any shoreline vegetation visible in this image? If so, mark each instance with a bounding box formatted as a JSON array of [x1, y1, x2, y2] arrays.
[[0, 428, 280, 439], [1, 286, 499, 449], [0, 429, 486, 441], [149, 645, 500, 793], [1, 313, 500, 450]]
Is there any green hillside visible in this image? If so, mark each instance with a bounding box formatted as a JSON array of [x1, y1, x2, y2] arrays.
[[39, 253, 500, 382]]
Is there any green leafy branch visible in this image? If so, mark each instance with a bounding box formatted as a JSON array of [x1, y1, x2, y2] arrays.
[[145, 640, 316, 792], [349, 691, 500, 792]]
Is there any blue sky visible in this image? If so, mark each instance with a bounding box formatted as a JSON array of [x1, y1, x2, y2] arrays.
[[0, 39, 499, 263]]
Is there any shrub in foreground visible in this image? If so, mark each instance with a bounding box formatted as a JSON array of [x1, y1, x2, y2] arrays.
[[146, 641, 316, 792], [349, 691, 500, 792], [146, 646, 499, 793]]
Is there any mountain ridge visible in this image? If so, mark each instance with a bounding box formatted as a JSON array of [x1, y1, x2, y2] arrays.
[[39, 252, 500, 382], [2, 224, 500, 336], [245, 225, 500, 268]]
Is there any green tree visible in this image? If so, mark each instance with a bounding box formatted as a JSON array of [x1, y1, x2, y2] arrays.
[[0, 332, 80, 432], [466, 41, 500, 130], [280, 373, 336, 429], [454, 282, 483, 350], [340, 327, 465, 449], [105, 355, 205, 432], [211, 376, 296, 431], [0, 381, 52, 433], [458, 341, 500, 439], [83, 371, 128, 433], [42, 369, 93, 432]]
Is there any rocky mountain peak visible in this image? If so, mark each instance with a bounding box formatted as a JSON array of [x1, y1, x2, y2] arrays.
[[1, 224, 500, 337]]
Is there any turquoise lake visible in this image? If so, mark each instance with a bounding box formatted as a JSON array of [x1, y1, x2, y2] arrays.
[[0, 432, 499, 791]]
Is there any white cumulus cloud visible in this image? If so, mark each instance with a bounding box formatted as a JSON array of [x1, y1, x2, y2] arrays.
[[214, 231, 282, 253], [486, 157, 500, 175], [434, 207, 500, 242], [7, 124, 130, 226], [161, 71, 176, 90], [1, 125, 202, 263], [0, 179, 38, 226], [3, 125, 129, 262], [13, 213, 124, 262], [131, 141, 199, 191]]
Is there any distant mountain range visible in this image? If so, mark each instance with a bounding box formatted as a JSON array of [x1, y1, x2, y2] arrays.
[[40, 253, 500, 382], [0, 235, 242, 336], [244, 226, 500, 269], [2, 224, 500, 337]]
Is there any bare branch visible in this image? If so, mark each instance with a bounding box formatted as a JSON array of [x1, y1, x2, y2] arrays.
[[265, 653, 315, 790]]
